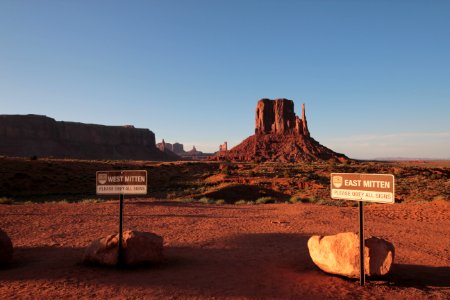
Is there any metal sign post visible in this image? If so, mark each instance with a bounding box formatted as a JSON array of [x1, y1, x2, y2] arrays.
[[96, 170, 148, 267], [118, 193, 124, 267], [330, 173, 395, 286], [358, 201, 365, 286]]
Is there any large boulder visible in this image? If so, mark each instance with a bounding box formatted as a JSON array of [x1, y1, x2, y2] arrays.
[[307, 232, 394, 278], [0, 228, 13, 265], [83, 230, 164, 266]]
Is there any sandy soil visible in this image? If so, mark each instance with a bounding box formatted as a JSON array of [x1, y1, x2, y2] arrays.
[[1, 199, 449, 299]]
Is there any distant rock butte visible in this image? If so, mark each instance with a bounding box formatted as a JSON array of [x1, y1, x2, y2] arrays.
[[157, 139, 212, 160], [0, 114, 178, 161], [156, 140, 185, 154], [215, 98, 348, 162]]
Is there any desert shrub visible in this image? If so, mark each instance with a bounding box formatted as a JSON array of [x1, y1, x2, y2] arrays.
[[199, 197, 214, 204], [221, 166, 230, 175], [215, 199, 226, 205], [307, 196, 320, 203], [432, 195, 448, 202], [249, 170, 256, 177], [328, 200, 346, 207], [430, 173, 438, 180], [181, 198, 195, 203], [81, 198, 102, 204], [0, 197, 14, 205], [246, 200, 255, 205], [56, 199, 69, 204], [166, 192, 179, 199], [235, 200, 247, 205], [255, 196, 275, 204], [289, 196, 302, 204], [315, 198, 327, 205]]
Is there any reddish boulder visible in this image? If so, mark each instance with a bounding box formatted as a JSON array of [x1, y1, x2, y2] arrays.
[[307, 232, 395, 278], [83, 230, 164, 266], [0, 228, 13, 265]]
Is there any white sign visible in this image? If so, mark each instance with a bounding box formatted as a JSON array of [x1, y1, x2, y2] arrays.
[[330, 173, 395, 204], [96, 170, 147, 195]]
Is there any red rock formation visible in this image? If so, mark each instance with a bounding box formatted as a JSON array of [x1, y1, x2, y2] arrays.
[[0, 115, 178, 161], [219, 142, 228, 152], [255, 98, 309, 136], [172, 143, 184, 154], [156, 141, 185, 154], [215, 98, 348, 162]]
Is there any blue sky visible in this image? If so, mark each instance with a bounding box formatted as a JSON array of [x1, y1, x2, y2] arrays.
[[1, 1, 449, 159]]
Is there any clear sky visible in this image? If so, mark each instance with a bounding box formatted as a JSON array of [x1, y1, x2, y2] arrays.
[[1, 1, 449, 159]]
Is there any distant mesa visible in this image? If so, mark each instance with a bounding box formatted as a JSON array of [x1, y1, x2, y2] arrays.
[[214, 98, 349, 162], [219, 142, 228, 152], [157, 139, 212, 160], [157, 140, 185, 154], [0, 114, 179, 161], [156, 139, 185, 154]]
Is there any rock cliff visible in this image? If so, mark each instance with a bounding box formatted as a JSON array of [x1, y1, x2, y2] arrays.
[[0, 115, 178, 161], [216, 98, 348, 162]]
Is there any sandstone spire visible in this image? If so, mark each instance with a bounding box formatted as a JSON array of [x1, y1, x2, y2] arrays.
[[302, 103, 310, 137]]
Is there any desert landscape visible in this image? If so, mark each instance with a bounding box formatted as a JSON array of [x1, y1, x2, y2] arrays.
[[0, 177, 449, 299], [0, 134, 449, 299], [1, 2, 450, 299], [1, 99, 449, 299]]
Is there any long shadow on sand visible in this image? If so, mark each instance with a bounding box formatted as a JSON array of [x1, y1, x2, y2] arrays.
[[130, 200, 277, 211], [1, 234, 448, 298], [0, 233, 316, 298], [386, 263, 450, 288]]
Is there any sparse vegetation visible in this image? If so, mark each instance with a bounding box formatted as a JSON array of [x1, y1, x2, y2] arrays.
[[255, 196, 275, 204], [181, 198, 195, 203], [199, 197, 214, 204], [221, 165, 230, 175], [235, 200, 247, 205], [432, 195, 448, 202], [215, 199, 226, 205], [0, 157, 448, 205], [0, 197, 14, 205], [81, 198, 102, 204], [289, 196, 302, 204]]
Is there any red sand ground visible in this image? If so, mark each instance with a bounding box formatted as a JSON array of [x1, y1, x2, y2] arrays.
[[1, 199, 449, 299]]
